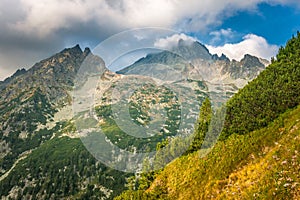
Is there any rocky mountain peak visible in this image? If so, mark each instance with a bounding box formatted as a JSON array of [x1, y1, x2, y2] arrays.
[[118, 38, 267, 91], [173, 39, 212, 60], [212, 53, 230, 62], [60, 44, 83, 55], [0, 68, 27, 91], [83, 47, 91, 56], [0, 44, 107, 107], [240, 54, 265, 68]]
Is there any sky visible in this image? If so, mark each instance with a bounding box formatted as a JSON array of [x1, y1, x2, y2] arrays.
[[0, 0, 300, 80]]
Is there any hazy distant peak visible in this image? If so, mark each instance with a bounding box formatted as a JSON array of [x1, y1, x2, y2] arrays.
[[177, 38, 194, 46], [171, 39, 212, 60]]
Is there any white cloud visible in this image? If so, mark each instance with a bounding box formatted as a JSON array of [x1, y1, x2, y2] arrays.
[[207, 34, 279, 60], [11, 0, 97, 37], [9, 0, 300, 37], [10, 0, 176, 37], [154, 33, 197, 49], [210, 28, 234, 38], [209, 28, 236, 44]]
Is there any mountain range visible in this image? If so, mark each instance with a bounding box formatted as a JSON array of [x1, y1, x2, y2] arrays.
[[1, 35, 298, 200], [118, 39, 268, 87]]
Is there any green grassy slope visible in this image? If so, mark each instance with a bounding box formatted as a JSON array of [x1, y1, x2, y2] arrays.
[[145, 106, 300, 199], [115, 101, 300, 200]]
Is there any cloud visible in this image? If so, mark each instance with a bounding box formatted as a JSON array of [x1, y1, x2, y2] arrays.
[[210, 28, 234, 38], [207, 34, 279, 60], [209, 28, 236, 44], [154, 33, 197, 49], [0, 0, 299, 80], [11, 0, 176, 37], [9, 0, 300, 37]]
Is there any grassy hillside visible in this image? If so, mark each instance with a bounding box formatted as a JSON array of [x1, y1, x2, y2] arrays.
[[116, 104, 300, 200], [150, 106, 300, 199]]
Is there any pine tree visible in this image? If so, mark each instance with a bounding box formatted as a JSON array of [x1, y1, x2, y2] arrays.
[[187, 98, 212, 153]]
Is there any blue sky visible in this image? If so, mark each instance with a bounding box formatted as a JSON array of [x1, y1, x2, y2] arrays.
[[0, 0, 300, 80], [201, 3, 300, 46]]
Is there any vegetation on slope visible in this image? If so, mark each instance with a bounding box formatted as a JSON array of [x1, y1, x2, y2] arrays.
[[0, 131, 131, 199], [115, 32, 300, 199], [222, 32, 300, 137], [116, 105, 300, 200], [186, 97, 212, 154]]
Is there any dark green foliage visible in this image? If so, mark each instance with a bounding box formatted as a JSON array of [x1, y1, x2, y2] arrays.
[[186, 98, 212, 153], [0, 136, 131, 199], [0, 125, 58, 174], [222, 32, 300, 138], [0, 89, 55, 132], [0, 89, 58, 174], [137, 158, 157, 191]]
